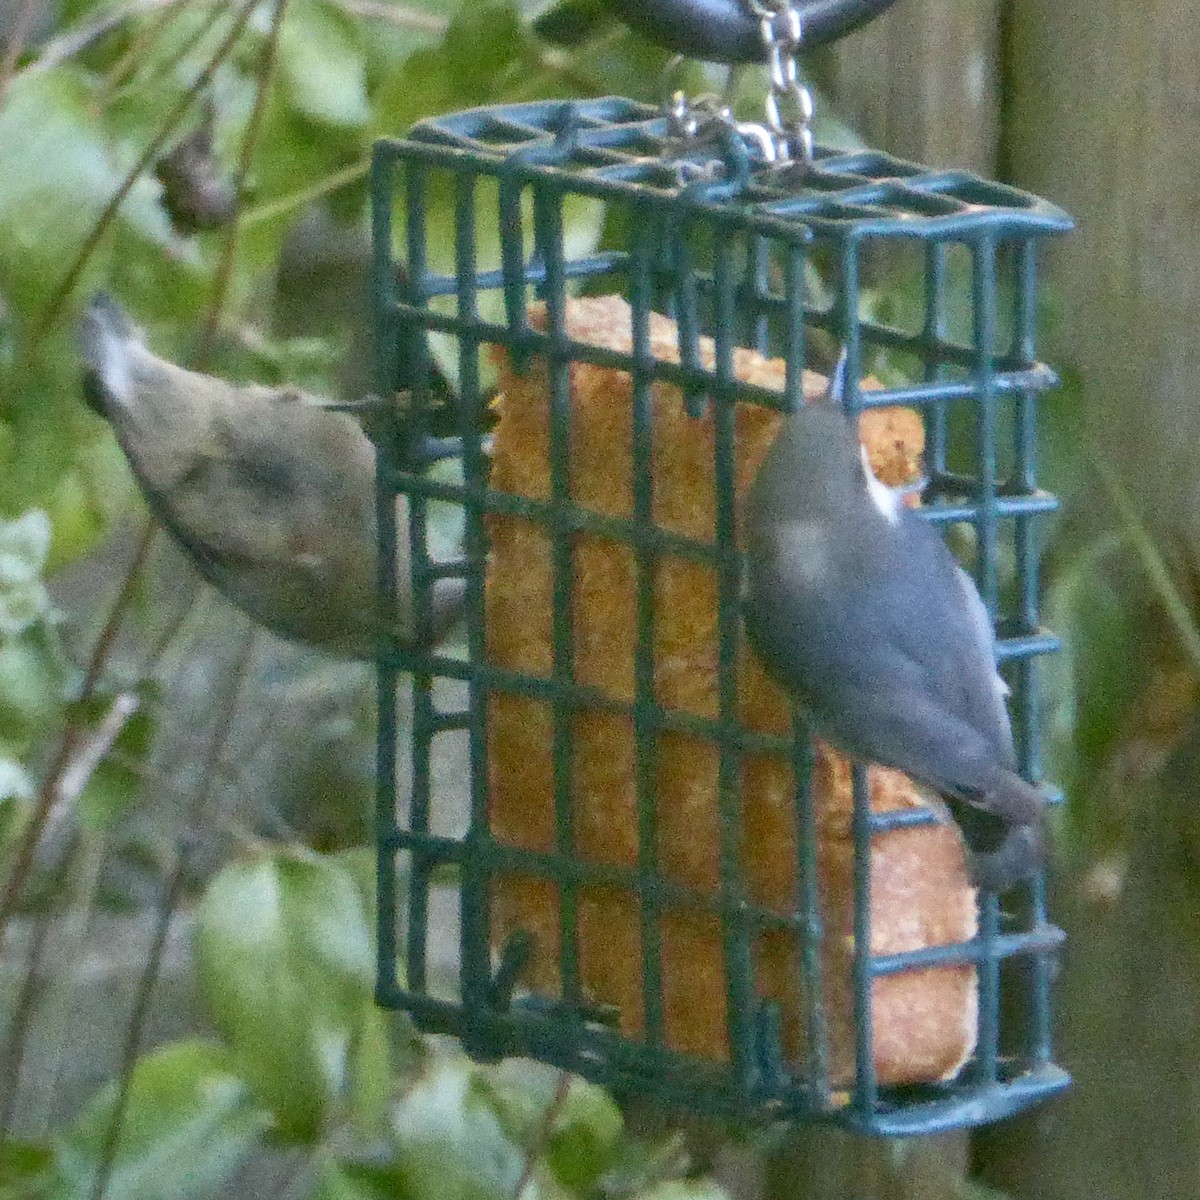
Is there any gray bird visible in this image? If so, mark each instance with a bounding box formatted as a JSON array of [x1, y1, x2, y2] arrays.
[[742, 360, 1046, 890], [78, 293, 464, 661]]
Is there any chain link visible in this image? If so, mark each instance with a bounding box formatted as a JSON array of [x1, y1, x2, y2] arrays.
[[745, 0, 815, 164], [657, 0, 815, 172]]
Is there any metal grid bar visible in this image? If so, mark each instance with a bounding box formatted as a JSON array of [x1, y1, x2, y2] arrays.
[[371, 99, 1072, 1134], [711, 230, 756, 1089], [971, 235, 1002, 1087], [780, 240, 831, 1101], [630, 207, 667, 1050], [536, 184, 583, 1018], [395, 101, 1072, 238], [1013, 240, 1058, 1069], [402, 159, 436, 999], [371, 146, 401, 1004], [385, 297, 1063, 396], [452, 169, 494, 1040]]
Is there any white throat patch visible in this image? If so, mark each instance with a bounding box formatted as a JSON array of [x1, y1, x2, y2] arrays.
[[860, 444, 900, 526]]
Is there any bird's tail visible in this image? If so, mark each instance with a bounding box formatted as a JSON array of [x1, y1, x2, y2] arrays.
[[947, 770, 1048, 891], [78, 292, 139, 415]]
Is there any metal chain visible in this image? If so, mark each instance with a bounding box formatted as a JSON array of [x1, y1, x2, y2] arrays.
[[657, 0, 815, 173], [660, 54, 736, 182], [745, 0, 815, 164]]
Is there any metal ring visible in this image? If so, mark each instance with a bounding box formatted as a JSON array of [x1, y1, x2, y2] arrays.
[[604, 0, 898, 64]]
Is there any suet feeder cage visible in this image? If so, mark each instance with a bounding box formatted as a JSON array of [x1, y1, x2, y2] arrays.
[[370, 0, 1072, 1137]]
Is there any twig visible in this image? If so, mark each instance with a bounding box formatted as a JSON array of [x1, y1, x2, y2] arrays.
[[39, 693, 140, 852], [19, 832, 108, 1137], [89, 621, 258, 1200], [102, 0, 188, 94], [1088, 435, 1200, 674], [0, 899, 53, 1135], [33, 0, 177, 72], [26, 0, 257, 350], [240, 158, 370, 229], [86, 846, 184, 1200], [111, 0, 231, 101], [511, 1071, 572, 1200], [0, 0, 40, 111], [88, 9, 287, 1189], [198, 0, 291, 358], [336, 0, 448, 34], [0, 523, 156, 949]]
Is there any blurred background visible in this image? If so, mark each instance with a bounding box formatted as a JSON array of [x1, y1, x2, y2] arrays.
[[0, 1, 1195, 1197]]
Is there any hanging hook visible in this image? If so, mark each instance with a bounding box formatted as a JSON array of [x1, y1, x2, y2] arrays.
[[605, 0, 898, 64]]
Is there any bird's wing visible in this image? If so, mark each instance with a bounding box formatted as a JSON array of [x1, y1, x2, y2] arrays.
[[873, 514, 1017, 775]]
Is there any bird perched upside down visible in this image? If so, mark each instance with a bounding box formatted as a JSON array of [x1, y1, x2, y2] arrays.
[[77, 293, 464, 660], [742, 358, 1047, 890]]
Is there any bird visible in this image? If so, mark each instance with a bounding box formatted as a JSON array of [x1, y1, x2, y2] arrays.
[[77, 292, 465, 661], [741, 356, 1046, 890]]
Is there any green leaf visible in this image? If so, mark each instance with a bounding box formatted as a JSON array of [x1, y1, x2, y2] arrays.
[[391, 1057, 527, 1200], [479, 1061, 622, 1194], [0, 510, 52, 639], [1043, 532, 1147, 828], [47, 1040, 269, 1200], [77, 697, 157, 832], [369, 3, 529, 137], [278, 0, 370, 128], [0, 628, 69, 758], [547, 1077, 622, 1192], [0, 1135, 53, 1195], [632, 1183, 731, 1200], [310, 1152, 414, 1200], [194, 849, 376, 1142], [347, 1004, 393, 1138], [0, 68, 119, 326]]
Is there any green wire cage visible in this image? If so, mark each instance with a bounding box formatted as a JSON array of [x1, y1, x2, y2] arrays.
[[370, 96, 1072, 1136]]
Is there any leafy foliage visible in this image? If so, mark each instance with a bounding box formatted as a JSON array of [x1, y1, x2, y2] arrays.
[[0, 3, 732, 1198], [0, 1, 1184, 1198]]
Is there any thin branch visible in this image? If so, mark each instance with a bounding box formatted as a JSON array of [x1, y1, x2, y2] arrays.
[[39, 693, 140, 851], [26, 0, 257, 350], [240, 158, 370, 229], [90, 621, 258, 1200], [512, 1071, 572, 1200], [88, 9, 288, 1188], [111, 0, 232, 101], [0, 0, 41, 111], [33, 0, 177, 73], [0, 523, 156, 949], [103, 0, 188, 94], [198, 0, 292, 359], [1088, 435, 1200, 674], [19, 832, 108, 1138], [0, 900, 53, 1135], [337, 0, 448, 34]]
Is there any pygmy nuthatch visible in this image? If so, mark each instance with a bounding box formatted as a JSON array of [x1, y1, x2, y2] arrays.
[[742, 361, 1046, 890], [78, 293, 464, 660]]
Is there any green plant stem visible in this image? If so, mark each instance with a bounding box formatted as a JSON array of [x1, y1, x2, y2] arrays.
[[26, 0, 257, 351], [1088, 436, 1200, 674], [240, 158, 371, 228], [102, 0, 187, 94], [0, 523, 156, 950], [88, 9, 288, 1184], [199, 0, 292, 360], [34, 0, 178, 73], [89, 620, 258, 1200], [0, 0, 41, 111], [112, 0, 231, 101], [22, 833, 109, 1137], [512, 1071, 572, 1200], [337, 0, 449, 34], [0, 899, 53, 1136]]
